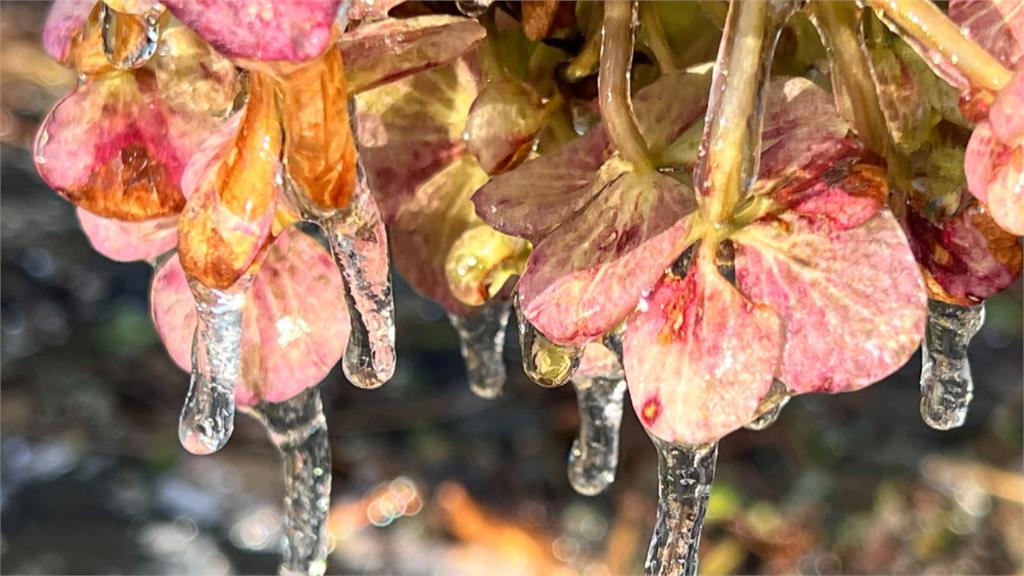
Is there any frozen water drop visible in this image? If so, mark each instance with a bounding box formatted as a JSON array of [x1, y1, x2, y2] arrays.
[[514, 296, 581, 388], [245, 388, 331, 576], [920, 300, 984, 431], [455, 0, 492, 17], [449, 302, 511, 399], [744, 378, 790, 431], [324, 186, 396, 390], [178, 280, 249, 455], [101, 3, 161, 70], [568, 376, 626, 496], [644, 438, 718, 576]]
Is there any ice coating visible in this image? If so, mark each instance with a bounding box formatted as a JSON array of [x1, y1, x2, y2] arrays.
[[920, 300, 986, 430], [515, 296, 582, 389], [100, 3, 162, 70], [743, 378, 790, 431], [644, 439, 718, 576], [568, 375, 626, 496], [245, 388, 332, 576], [448, 302, 511, 399]]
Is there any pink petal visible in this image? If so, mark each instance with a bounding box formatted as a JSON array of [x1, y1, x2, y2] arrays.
[[43, 0, 94, 65], [472, 127, 612, 242], [989, 69, 1024, 145], [907, 201, 1023, 303], [575, 343, 621, 379], [949, 0, 1024, 70], [341, 15, 486, 94], [518, 169, 698, 345], [965, 122, 996, 204], [162, 0, 342, 62], [356, 59, 479, 222], [151, 230, 350, 405], [753, 77, 862, 198], [965, 121, 1024, 234], [734, 209, 927, 395], [776, 164, 887, 231], [77, 208, 178, 262], [632, 69, 712, 153], [624, 251, 783, 446], [347, 0, 406, 21]]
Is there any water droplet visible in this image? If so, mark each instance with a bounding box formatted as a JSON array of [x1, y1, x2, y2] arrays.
[[455, 0, 491, 17], [568, 376, 626, 496], [101, 3, 161, 70], [448, 302, 511, 399], [644, 437, 718, 576], [744, 378, 790, 431], [324, 187, 396, 390], [244, 387, 331, 576], [178, 279, 250, 455], [514, 296, 581, 388], [920, 300, 984, 430]]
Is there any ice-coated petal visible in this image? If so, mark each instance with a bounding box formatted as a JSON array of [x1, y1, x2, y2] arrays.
[[177, 72, 281, 289], [753, 77, 862, 197], [356, 59, 479, 222], [347, 0, 406, 22], [907, 201, 1023, 304], [341, 15, 486, 94], [472, 128, 612, 242], [77, 208, 177, 262], [151, 26, 240, 121], [624, 250, 783, 446], [35, 73, 187, 221], [162, 0, 342, 62], [43, 0, 95, 65], [391, 154, 490, 314], [965, 122, 1024, 235], [949, 0, 1024, 70], [445, 224, 529, 307], [734, 208, 927, 395], [151, 231, 349, 405], [465, 80, 546, 175], [518, 166, 698, 345], [989, 70, 1024, 145], [278, 48, 357, 212]]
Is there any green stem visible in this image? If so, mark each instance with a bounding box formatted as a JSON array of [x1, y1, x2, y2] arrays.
[[599, 0, 653, 173], [641, 2, 677, 73], [866, 0, 1012, 92]]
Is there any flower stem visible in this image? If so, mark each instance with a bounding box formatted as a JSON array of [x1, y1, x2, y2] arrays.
[[599, 0, 653, 173], [640, 2, 677, 74], [865, 0, 1012, 93], [694, 0, 797, 224]]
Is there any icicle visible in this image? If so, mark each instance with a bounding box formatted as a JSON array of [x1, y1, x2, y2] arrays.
[[245, 388, 332, 576], [644, 438, 718, 576], [178, 279, 249, 455], [514, 295, 581, 388], [448, 302, 511, 399], [568, 376, 626, 496], [920, 299, 985, 430], [744, 378, 790, 431], [100, 3, 161, 70]]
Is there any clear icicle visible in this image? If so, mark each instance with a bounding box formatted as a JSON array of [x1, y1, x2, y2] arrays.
[[245, 388, 332, 576], [920, 299, 985, 430], [744, 378, 790, 431], [448, 302, 511, 399], [178, 280, 249, 455], [514, 296, 581, 388], [568, 376, 626, 496], [101, 3, 161, 70], [644, 438, 718, 576]]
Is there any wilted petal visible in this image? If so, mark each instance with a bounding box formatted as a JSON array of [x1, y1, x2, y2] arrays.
[[907, 201, 1023, 304], [341, 15, 486, 94], [278, 48, 358, 212], [356, 59, 478, 222], [465, 80, 546, 174], [472, 128, 612, 242], [151, 231, 349, 405], [753, 77, 862, 197], [162, 0, 342, 62], [391, 155, 489, 314], [734, 208, 927, 395], [177, 72, 281, 289], [624, 250, 783, 446], [43, 0, 95, 65], [949, 0, 1024, 70], [35, 73, 187, 221], [518, 166, 698, 345], [77, 208, 177, 262]]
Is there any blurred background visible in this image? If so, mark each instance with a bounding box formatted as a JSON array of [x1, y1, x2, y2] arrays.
[[2, 2, 1023, 574]]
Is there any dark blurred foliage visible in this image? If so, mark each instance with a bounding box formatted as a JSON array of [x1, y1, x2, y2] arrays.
[[1, 2, 1022, 574]]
